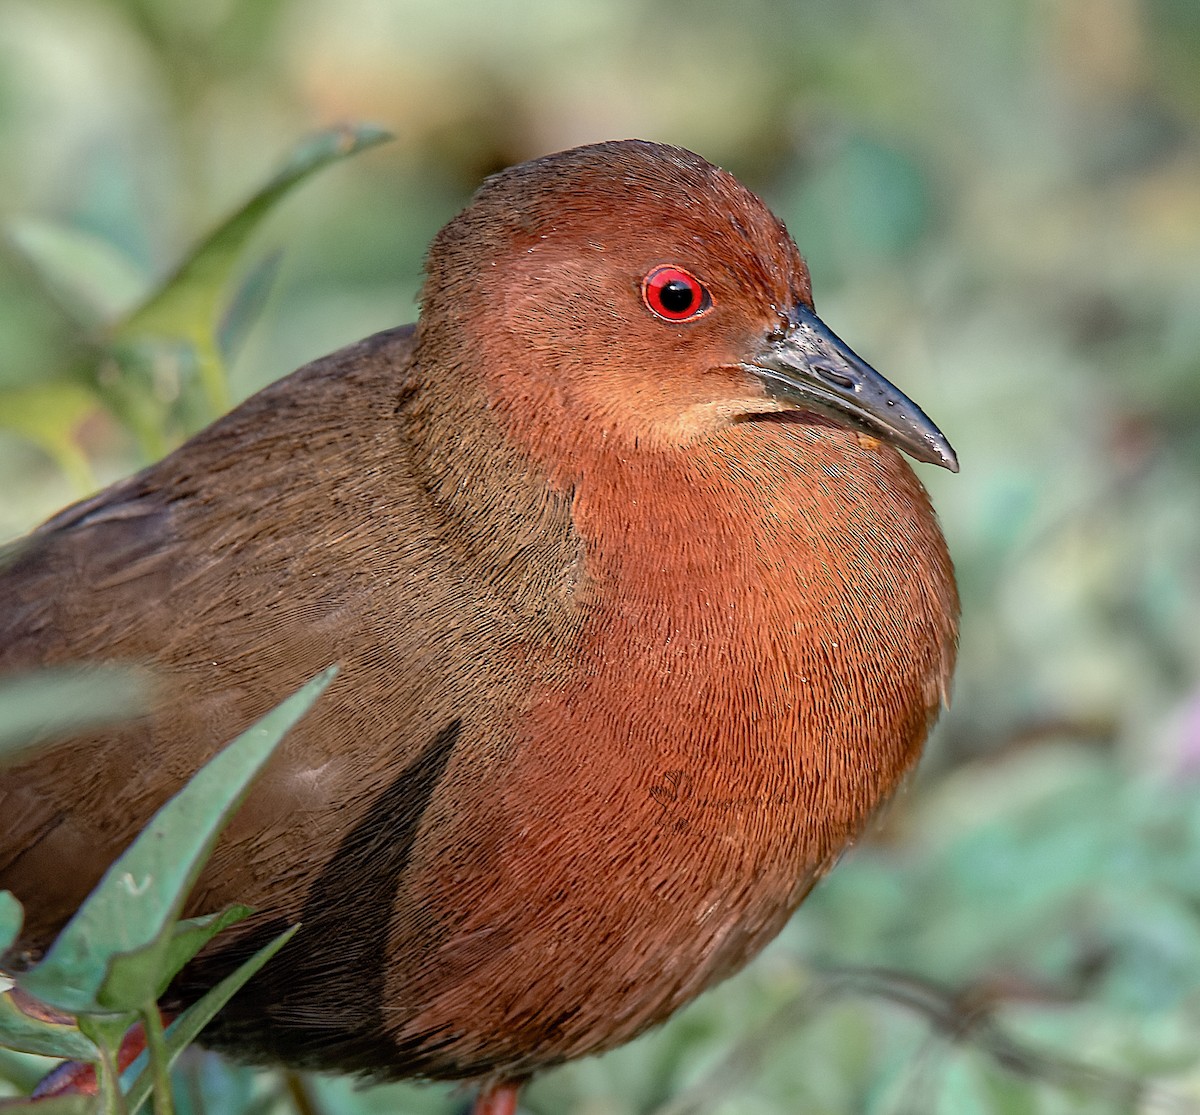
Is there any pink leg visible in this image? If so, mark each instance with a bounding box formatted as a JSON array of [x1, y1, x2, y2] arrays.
[[473, 1080, 523, 1115]]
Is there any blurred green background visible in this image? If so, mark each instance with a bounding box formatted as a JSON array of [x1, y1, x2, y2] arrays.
[[2, 0, 1200, 1111]]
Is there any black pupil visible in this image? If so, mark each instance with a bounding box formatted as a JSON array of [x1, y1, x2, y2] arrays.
[[659, 279, 696, 314]]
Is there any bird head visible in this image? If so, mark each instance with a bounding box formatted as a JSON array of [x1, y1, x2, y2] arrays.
[[419, 140, 956, 475]]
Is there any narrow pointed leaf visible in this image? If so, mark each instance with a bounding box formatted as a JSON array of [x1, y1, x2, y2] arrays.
[[118, 125, 390, 348], [123, 924, 299, 1115], [218, 250, 283, 361], [8, 218, 147, 326], [0, 990, 97, 1060], [100, 904, 254, 1017], [18, 668, 336, 1014], [156, 906, 253, 996], [0, 668, 150, 761]]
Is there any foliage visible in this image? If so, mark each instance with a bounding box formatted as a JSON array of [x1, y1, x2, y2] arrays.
[[2, 123, 387, 470], [0, 669, 334, 1114]]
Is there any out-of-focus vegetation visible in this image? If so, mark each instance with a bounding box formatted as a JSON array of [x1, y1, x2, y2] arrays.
[[0, 0, 1198, 1111], [0, 673, 332, 1115]]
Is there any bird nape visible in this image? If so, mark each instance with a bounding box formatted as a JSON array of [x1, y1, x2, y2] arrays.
[[0, 139, 959, 1112]]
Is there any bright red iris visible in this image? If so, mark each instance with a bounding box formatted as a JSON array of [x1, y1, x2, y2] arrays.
[[641, 266, 711, 322]]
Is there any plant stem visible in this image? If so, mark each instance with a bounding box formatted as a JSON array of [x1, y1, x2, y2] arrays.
[[283, 1071, 323, 1115], [95, 1040, 127, 1115], [141, 1003, 173, 1115], [79, 1014, 130, 1115]]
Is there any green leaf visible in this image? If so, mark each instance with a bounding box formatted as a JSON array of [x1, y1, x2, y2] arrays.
[[0, 668, 150, 762], [122, 924, 300, 1115], [156, 906, 252, 997], [217, 250, 283, 362], [0, 383, 101, 495], [8, 218, 147, 327], [0, 989, 98, 1060], [0, 891, 21, 953], [17, 667, 336, 1015], [116, 125, 390, 411]]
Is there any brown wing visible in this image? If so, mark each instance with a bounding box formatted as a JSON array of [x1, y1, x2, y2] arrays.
[[0, 327, 414, 942], [0, 321, 591, 1081], [0, 323, 579, 956]]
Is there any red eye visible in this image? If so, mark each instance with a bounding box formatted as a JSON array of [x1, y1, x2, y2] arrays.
[[641, 266, 712, 322]]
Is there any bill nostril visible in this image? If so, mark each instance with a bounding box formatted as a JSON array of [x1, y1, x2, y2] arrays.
[[812, 361, 855, 390]]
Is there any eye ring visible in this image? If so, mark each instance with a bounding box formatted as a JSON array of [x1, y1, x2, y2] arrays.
[[641, 266, 712, 323]]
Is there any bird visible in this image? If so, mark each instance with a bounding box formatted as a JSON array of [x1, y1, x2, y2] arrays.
[[0, 139, 959, 1114]]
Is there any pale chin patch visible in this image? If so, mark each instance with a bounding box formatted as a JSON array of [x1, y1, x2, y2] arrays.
[[653, 396, 791, 448]]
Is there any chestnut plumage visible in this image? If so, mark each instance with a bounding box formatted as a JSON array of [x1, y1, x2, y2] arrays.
[[0, 140, 958, 1107]]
